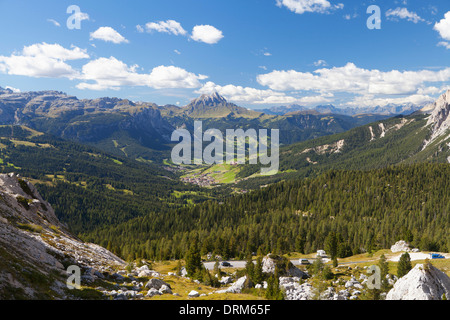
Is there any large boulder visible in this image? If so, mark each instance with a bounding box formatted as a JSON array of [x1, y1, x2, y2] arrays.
[[390, 240, 411, 253], [188, 290, 200, 298], [262, 254, 307, 278], [386, 263, 450, 300], [216, 276, 247, 294], [145, 278, 171, 291]]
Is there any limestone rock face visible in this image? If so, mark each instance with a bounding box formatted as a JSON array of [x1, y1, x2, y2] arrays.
[[386, 264, 450, 300], [262, 254, 307, 278], [423, 89, 450, 148], [390, 240, 411, 253], [0, 173, 125, 299]]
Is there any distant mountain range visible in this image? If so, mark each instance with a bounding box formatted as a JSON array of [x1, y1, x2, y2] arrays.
[[0, 88, 399, 161], [237, 89, 450, 187], [257, 102, 423, 117]]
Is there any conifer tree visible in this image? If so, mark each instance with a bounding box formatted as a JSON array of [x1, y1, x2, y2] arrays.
[[397, 252, 412, 278]]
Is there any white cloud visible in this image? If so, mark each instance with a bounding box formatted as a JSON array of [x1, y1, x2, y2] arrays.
[[313, 59, 327, 67], [90, 27, 129, 44], [191, 25, 224, 44], [22, 43, 89, 61], [174, 49, 181, 55], [263, 52, 272, 56], [0, 43, 88, 79], [145, 20, 187, 36], [276, 0, 344, 15], [77, 56, 206, 91], [136, 25, 144, 33], [343, 13, 358, 20], [346, 94, 434, 108], [47, 19, 61, 27], [257, 63, 450, 96], [5, 86, 21, 93], [196, 81, 301, 105], [438, 41, 450, 49], [434, 11, 450, 41], [386, 7, 425, 23]]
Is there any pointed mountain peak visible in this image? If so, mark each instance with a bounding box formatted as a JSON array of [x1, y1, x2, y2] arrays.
[[422, 89, 450, 148], [421, 89, 450, 113], [189, 92, 227, 107]]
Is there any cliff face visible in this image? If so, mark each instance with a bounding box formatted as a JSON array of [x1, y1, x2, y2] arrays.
[[0, 173, 125, 299], [423, 89, 450, 148]]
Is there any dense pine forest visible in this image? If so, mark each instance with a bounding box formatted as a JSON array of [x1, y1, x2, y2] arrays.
[[0, 126, 214, 233], [83, 163, 450, 261], [1, 126, 448, 263]]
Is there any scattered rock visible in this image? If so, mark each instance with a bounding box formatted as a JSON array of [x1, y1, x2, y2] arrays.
[[188, 290, 200, 298], [159, 285, 172, 295], [145, 278, 171, 291], [216, 276, 247, 294], [219, 276, 233, 285], [146, 288, 162, 298]]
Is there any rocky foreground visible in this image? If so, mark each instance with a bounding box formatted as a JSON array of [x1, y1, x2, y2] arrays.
[[0, 173, 449, 300], [0, 173, 125, 299]]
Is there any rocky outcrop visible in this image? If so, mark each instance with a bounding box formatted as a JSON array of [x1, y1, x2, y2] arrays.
[[386, 263, 450, 300], [391, 240, 411, 253], [423, 89, 450, 148], [216, 276, 247, 294], [0, 173, 125, 299], [262, 254, 307, 278]]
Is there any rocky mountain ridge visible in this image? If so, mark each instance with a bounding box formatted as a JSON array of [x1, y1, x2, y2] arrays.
[[0, 173, 125, 299], [423, 89, 450, 148]]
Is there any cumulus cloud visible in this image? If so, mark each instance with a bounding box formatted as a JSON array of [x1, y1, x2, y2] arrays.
[[5, 86, 21, 93], [386, 7, 425, 23], [77, 56, 207, 91], [434, 11, 450, 41], [276, 0, 344, 15], [257, 63, 450, 96], [191, 25, 224, 44], [144, 20, 187, 36], [438, 41, 450, 49], [313, 59, 328, 67], [136, 25, 145, 33], [346, 94, 434, 108], [90, 27, 129, 44], [0, 42, 88, 79], [196, 81, 302, 105]]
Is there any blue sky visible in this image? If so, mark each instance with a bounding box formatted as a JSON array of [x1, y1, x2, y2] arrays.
[[0, 0, 450, 109]]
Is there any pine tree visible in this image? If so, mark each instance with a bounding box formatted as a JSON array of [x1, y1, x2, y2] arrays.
[[324, 232, 338, 259], [185, 238, 202, 278], [245, 252, 255, 284], [253, 256, 264, 285], [397, 252, 412, 278], [378, 254, 390, 291]]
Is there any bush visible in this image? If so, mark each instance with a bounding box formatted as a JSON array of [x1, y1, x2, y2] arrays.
[[16, 196, 32, 210]]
